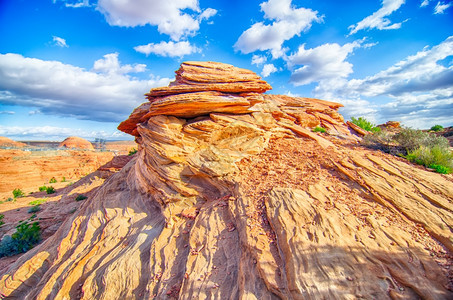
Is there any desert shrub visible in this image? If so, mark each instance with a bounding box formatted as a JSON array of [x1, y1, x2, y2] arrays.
[[351, 117, 381, 133], [46, 186, 56, 194], [0, 214, 4, 227], [49, 177, 57, 183], [394, 128, 449, 152], [0, 221, 41, 257], [405, 146, 453, 174], [430, 125, 444, 132], [312, 126, 326, 133], [61, 176, 66, 182], [29, 198, 47, 206], [128, 148, 138, 156], [5, 197, 14, 202], [12, 188, 25, 198], [362, 130, 396, 153], [39, 186, 47, 192], [28, 205, 41, 213], [75, 194, 88, 201]]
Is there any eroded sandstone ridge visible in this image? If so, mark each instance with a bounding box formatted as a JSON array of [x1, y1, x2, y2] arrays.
[[1, 62, 452, 299]]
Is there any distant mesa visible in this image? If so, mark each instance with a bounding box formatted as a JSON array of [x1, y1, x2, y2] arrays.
[[58, 136, 94, 150], [0, 136, 27, 148]]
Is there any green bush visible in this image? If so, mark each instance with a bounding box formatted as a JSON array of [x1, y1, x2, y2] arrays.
[[12, 188, 25, 198], [430, 125, 444, 132], [0, 214, 4, 227], [0, 221, 41, 257], [394, 128, 449, 152], [49, 177, 57, 183], [312, 126, 326, 133], [362, 127, 452, 174], [46, 186, 56, 194], [75, 194, 88, 201], [39, 186, 47, 192], [28, 205, 41, 213], [405, 145, 453, 174], [29, 198, 47, 206], [350, 117, 381, 133], [128, 148, 138, 156], [429, 164, 451, 174], [61, 176, 66, 182]]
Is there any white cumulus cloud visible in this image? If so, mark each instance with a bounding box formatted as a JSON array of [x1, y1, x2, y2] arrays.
[[0, 53, 170, 122], [96, 0, 216, 41], [134, 41, 200, 57], [234, 0, 322, 56], [52, 36, 68, 47], [251, 55, 267, 66], [93, 52, 146, 74], [286, 41, 364, 86], [261, 64, 278, 77], [348, 0, 406, 35]]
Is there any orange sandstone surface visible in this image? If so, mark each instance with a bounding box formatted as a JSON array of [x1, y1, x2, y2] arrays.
[[1, 62, 452, 299]]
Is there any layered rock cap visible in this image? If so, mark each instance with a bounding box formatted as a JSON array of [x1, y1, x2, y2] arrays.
[[118, 61, 346, 137], [1, 62, 452, 300]]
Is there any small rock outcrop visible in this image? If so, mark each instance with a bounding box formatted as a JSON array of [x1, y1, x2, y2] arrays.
[[0, 136, 26, 148], [1, 62, 452, 299], [58, 136, 94, 150]]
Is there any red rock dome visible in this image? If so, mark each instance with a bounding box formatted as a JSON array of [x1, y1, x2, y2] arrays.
[[58, 136, 94, 150]]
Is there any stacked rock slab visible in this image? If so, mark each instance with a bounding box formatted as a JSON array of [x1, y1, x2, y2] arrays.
[[1, 62, 452, 300], [118, 61, 347, 137]]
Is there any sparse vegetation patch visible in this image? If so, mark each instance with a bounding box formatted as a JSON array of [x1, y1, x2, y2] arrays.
[[12, 188, 25, 199], [28, 205, 41, 213], [29, 198, 47, 206], [312, 126, 326, 133], [362, 127, 453, 174], [0, 220, 41, 257], [351, 117, 381, 133], [128, 148, 138, 156], [75, 194, 88, 201], [46, 186, 56, 194], [430, 124, 444, 132]]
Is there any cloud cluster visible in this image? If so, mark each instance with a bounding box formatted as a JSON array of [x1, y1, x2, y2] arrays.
[[316, 36, 453, 127], [0, 53, 170, 122], [286, 41, 363, 86], [234, 0, 322, 56], [96, 0, 216, 41], [348, 0, 406, 35], [134, 41, 200, 57], [434, 2, 452, 14]]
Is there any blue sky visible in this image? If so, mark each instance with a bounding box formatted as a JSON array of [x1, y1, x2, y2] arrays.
[[0, 0, 452, 141]]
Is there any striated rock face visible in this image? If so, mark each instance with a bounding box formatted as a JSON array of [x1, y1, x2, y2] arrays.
[[58, 136, 94, 150], [1, 62, 452, 299]]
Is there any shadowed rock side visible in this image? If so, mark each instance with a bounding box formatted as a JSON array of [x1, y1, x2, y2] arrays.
[[1, 61, 452, 299]]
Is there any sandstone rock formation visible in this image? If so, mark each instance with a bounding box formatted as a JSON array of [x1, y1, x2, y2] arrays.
[[0, 136, 27, 148], [1, 62, 452, 299], [58, 136, 94, 150]]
